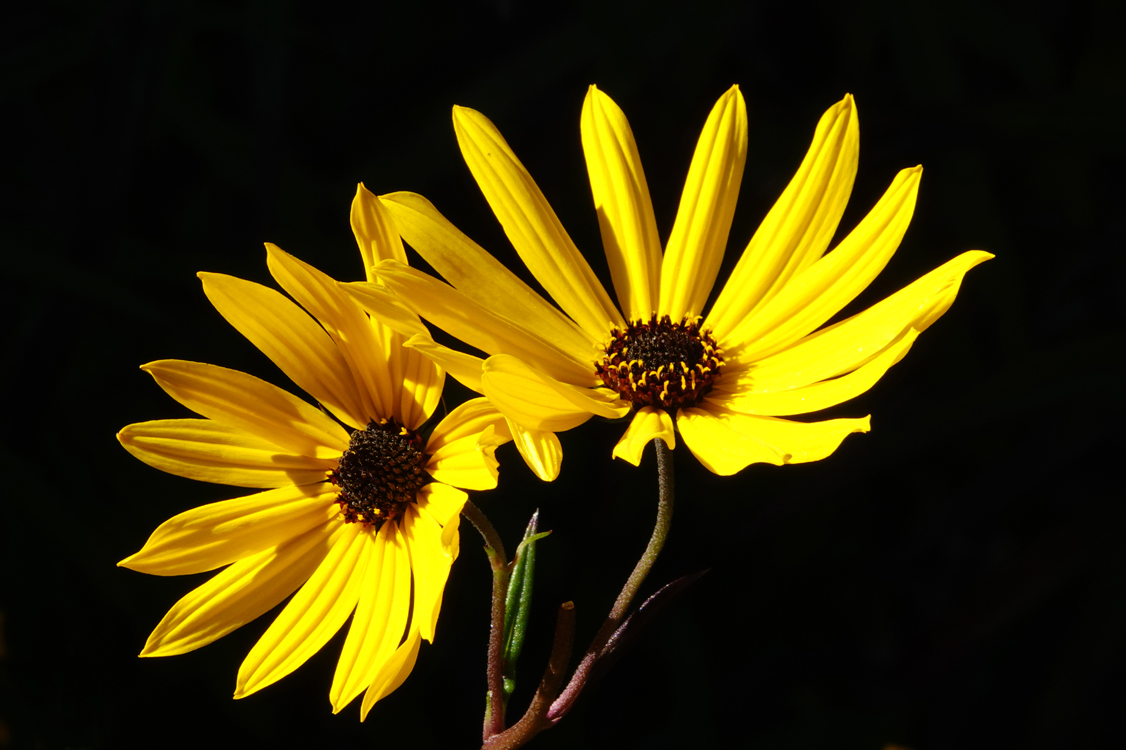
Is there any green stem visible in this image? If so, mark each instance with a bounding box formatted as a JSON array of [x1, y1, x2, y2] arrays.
[[462, 499, 510, 741], [546, 437, 675, 722]]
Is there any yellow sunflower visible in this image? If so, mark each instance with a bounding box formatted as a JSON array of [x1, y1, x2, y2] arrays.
[[345, 86, 991, 476], [118, 186, 511, 719]]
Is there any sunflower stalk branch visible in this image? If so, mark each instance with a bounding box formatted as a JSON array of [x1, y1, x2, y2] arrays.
[[461, 499, 511, 741], [546, 437, 675, 724]]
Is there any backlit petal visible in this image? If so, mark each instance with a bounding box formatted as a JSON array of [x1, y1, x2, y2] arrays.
[[373, 259, 598, 385], [402, 502, 457, 642], [236, 522, 368, 698], [119, 483, 339, 576], [506, 418, 563, 481], [581, 85, 662, 321], [139, 518, 344, 657], [379, 191, 597, 360], [200, 272, 368, 429], [404, 336, 486, 393], [338, 280, 430, 340], [611, 408, 675, 466], [330, 521, 411, 713], [426, 398, 509, 490], [481, 354, 627, 431], [117, 419, 336, 488], [141, 360, 348, 458], [711, 329, 918, 416], [659, 85, 747, 320], [359, 629, 422, 720], [453, 105, 624, 336], [677, 404, 870, 475], [707, 95, 859, 339], [351, 183, 407, 281], [725, 166, 923, 361], [266, 244, 393, 422], [744, 251, 993, 392], [349, 188, 445, 428]]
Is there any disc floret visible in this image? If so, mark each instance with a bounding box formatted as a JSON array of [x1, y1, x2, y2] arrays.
[[597, 314, 725, 411], [329, 418, 429, 526]]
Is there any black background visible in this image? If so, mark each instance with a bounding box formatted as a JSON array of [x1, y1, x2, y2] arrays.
[[3, 0, 1124, 748]]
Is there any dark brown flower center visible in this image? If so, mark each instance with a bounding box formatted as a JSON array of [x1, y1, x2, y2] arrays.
[[597, 314, 725, 411], [329, 419, 429, 526]]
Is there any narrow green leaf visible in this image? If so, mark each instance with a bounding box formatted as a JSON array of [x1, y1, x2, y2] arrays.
[[501, 510, 551, 701]]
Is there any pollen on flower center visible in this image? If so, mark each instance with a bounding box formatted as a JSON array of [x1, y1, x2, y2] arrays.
[[329, 418, 429, 526], [596, 314, 725, 411]]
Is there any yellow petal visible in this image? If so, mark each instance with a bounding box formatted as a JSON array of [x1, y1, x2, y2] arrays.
[[677, 404, 870, 475], [373, 259, 598, 386], [745, 251, 993, 392], [348, 187, 446, 428], [401, 504, 455, 643], [338, 280, 431, 340], [505, 417, 563, 482], [659, 85, 747, 321], [379, 191, 597, 361], [453, 105, 624, 336], [707, 95, 859, 339], [139, 518, 344, 657], [359, 628, 422, 720], [481, 354, 626, 431], [236, 522, 368, 698], [711, 329, 918, 416], [330, 521, 411, 713], [415, 482, 468, 534], [395, 331, 445, 430], [266, 244, 393, 422], [404, 335, 486, 394], [141, 360, 349, 458], [199, 272, 368, 430], [726, 166, 923, 361], [425, 399, 509, 491], [119, 484, 339, 576], [118, 419, 336, 488], [351, 183, 407, 282], [581, 85, 662, 321], [611, 407, 675, 466]]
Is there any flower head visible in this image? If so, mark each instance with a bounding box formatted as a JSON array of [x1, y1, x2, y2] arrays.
[[346, 86, 991, 476], [118, 186, 511, 718]]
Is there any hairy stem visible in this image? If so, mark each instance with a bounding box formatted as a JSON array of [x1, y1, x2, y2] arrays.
[[462, 499, 510, 740], [546, 437, 675, 723]]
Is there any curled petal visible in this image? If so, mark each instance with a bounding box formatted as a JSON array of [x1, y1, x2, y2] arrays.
[[677, 404, 870, 475], [611, 407, 675, 466]]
